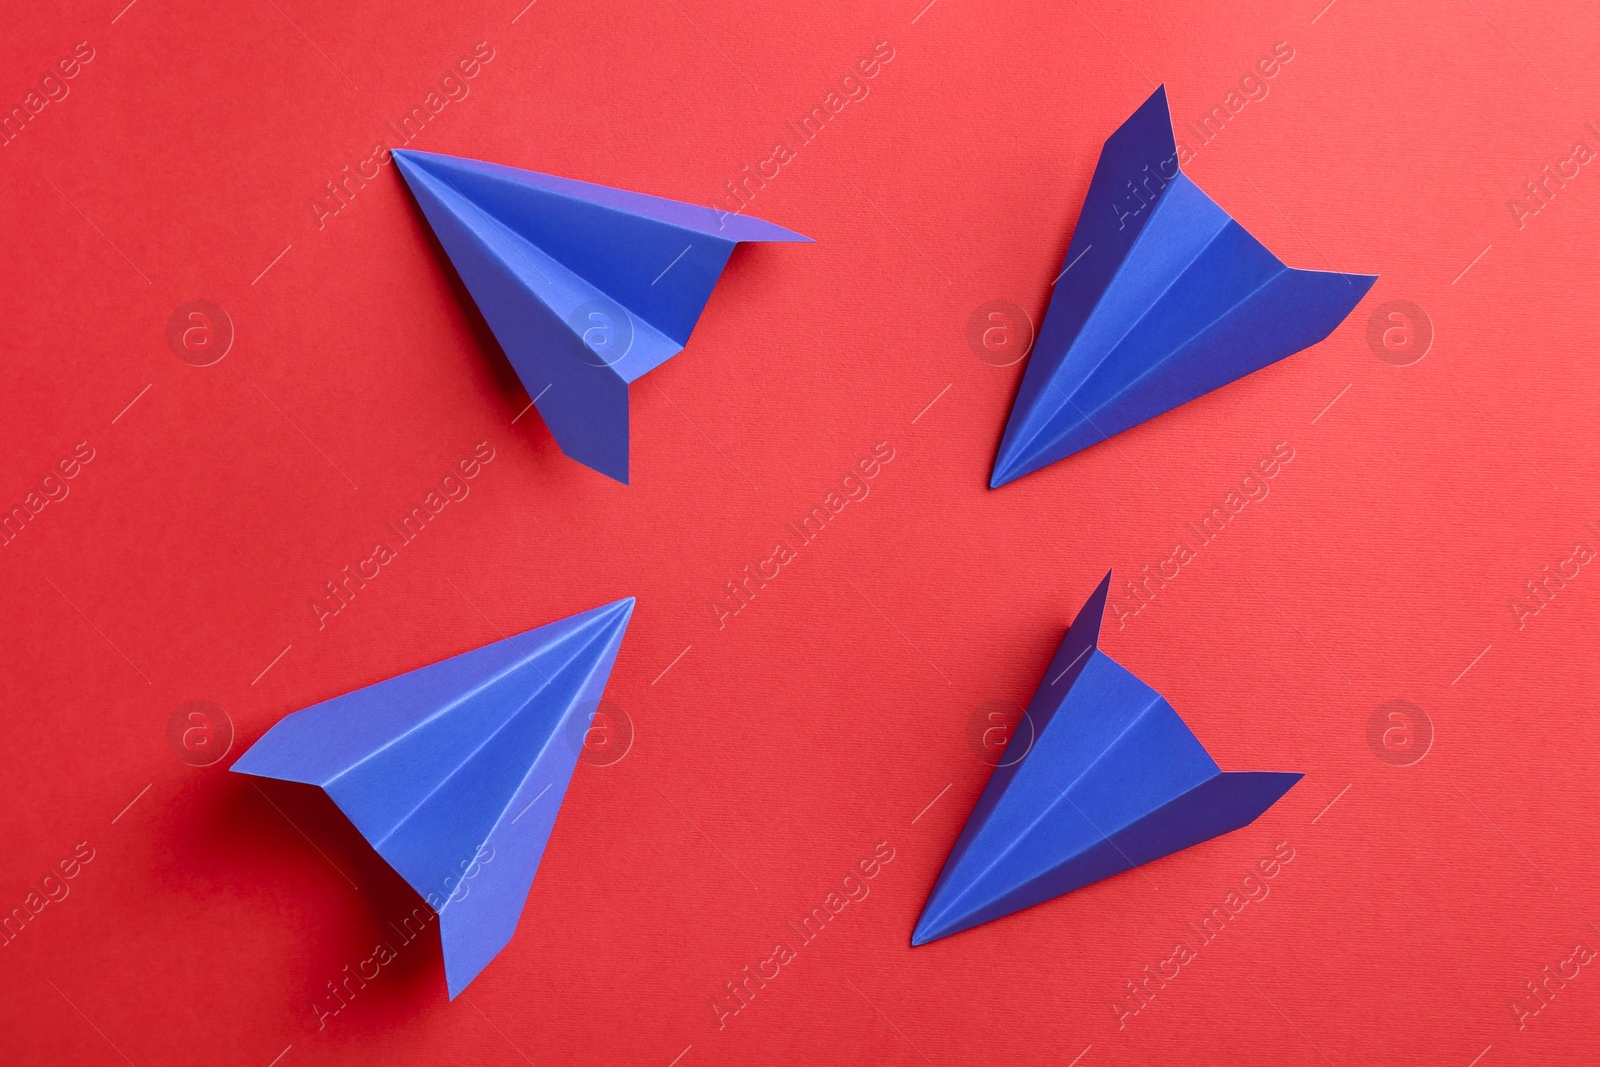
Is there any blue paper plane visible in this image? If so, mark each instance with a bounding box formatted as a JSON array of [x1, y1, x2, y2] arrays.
[[392, 149, 810, 484], [991, 86, 1377, 488], [233, 597, 635, 997], [912, 574, 1299, 945]]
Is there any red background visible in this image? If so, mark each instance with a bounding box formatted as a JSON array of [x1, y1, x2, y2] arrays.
[[3, 0, 1598, 1063]]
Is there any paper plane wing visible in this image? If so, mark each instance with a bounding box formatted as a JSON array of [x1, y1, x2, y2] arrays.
[[393, 149, 809, 484], [912, 574, 1298, 944], [991, 86, 1376, 488], [233, 597, 635, 997]]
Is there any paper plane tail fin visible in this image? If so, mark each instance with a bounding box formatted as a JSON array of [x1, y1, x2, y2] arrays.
[[911, 770, 1301, 945], [1113, 770, 1304, 865]]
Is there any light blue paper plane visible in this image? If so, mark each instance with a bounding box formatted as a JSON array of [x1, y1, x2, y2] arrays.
[[392, 149, 810, 484], [991, 86, 1377, 488], [233, 597, 634, 997], [912, 574, 1299, 945]]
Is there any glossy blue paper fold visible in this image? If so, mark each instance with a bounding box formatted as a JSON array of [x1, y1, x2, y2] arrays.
[[393, 149, 809, 484], [233, 598, 635, 996], [913, 574, 1299, 945], [991, 87, 1376, 487]]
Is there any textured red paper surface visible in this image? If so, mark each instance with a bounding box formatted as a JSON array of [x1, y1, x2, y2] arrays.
[[3, 1, 1598, 1064]]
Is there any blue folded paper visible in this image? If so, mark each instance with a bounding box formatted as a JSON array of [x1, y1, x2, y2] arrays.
[[991, 86, 1376, 488], [393, 149, 810, 484], [912, 573, 1299, 945], [233, 597, 634, 997]]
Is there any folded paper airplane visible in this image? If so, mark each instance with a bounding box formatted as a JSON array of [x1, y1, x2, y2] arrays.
[[912, 573, 1299, 945], [392, 149, 810, 484], [990, 86, 1377, 488], [233, 597, 634, 997]]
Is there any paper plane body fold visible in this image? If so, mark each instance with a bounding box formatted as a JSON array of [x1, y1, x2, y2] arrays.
[[392, 149, 810, 484], [991, 86, 1377, 487], [912, 574, 1299, 945], [232, 597, 635, 997]]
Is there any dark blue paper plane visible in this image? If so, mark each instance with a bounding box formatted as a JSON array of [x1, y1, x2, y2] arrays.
[[912, 574, 1299, 945], [392, 149, 810, 484], [991, 86, 1377, 488], [233, 597, 634, 997]]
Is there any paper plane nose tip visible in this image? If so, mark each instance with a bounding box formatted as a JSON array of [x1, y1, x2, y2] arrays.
[[909, 915, 942, 947], [989, 448, 1024, 489]]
